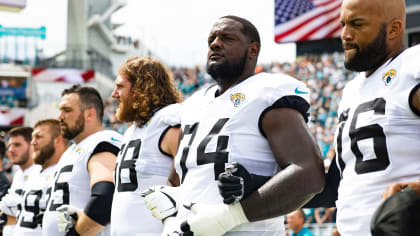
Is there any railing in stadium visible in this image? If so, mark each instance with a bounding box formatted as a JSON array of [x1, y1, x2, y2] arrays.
[[35, 48, 114, 79], [286, 223, 336, 236]]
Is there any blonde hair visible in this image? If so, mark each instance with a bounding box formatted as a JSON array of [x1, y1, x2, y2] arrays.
[[118, 57, 182, 127]]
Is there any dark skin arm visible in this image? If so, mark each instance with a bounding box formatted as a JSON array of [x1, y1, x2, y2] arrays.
[[314, 207, 331, 224], [240, 108, 325, 221]]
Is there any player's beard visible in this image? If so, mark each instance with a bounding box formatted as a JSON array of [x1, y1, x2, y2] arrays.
[[344, 24, 388, 72], [13, 151, 30, 166], [116, 96, 136, 122], [206, 50, 248, 85], [33, 139, 55, 165], [61, 112, 85, 140]]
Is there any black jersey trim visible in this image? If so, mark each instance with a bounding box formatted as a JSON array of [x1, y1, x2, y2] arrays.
[[88, 141, 120, 166], [409, 83, 420, 117], [91, 141, 120, 156], [258, 95, 310, 138], [158, 124, 181, 157]]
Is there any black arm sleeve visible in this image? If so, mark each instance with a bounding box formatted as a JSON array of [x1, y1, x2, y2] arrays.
[[91, 142, 120, 157], [408, 83, 420, 117], [259, 95, 310, 137], [304, 156, 341, 208], [158, 124, 181, 157], [84, 181, 115, 226]]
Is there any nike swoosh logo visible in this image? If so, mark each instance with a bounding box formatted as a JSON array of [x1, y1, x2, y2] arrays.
[[110, 137, 120, 142], [295, 87, 309, 94]]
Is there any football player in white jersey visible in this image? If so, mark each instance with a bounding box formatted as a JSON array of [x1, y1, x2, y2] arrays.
[[1, 127, 35, 236], [43, 85, 123, 236], [143, 16, 325, 236], [13, 119, 69, 236], [110, 57, 182, 235], [305, 0, 420, 235]]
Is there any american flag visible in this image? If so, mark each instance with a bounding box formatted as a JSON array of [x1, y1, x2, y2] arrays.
[[274, 0, 343, 43]]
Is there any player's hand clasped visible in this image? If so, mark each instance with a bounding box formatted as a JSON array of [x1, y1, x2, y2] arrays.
[[164, 202, 249, 236], [142, 185, 179, 221], [218, 162, 271, 204], [0, 192, 20, 217], [57, 205, 80, 233]]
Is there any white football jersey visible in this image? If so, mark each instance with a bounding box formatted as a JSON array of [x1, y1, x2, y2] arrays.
[[43, 130, 122, 236], [335, 45, 420, 236], [14, 164, 56, 236], [111, 104, 181, 236], [174, 72, 310, 235], [3, 164, 36, 236]]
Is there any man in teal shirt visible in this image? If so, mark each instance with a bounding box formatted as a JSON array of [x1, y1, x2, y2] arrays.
[[287, 209, 314, 236]]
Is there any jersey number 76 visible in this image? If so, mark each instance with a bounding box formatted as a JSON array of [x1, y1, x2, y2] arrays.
[[336, 98, 390, 174]]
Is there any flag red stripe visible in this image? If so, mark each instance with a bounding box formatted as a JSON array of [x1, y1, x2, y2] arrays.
[[299, 12, 340, 40], [275, 1, 341, 42], [315, 0, 337, 7]]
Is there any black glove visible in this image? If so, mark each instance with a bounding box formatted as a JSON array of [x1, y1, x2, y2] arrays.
[[180, 221, 194, 236], [65, 227, 81, 236], [218, 162, 271, 204]]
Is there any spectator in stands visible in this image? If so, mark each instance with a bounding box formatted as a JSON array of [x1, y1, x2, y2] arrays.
[[329, 207, 337, 223], [102, 97, 128, 133], [287, 209, 314, 236], [314, 207, 332, 224], [302, 208, 315, 224]]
